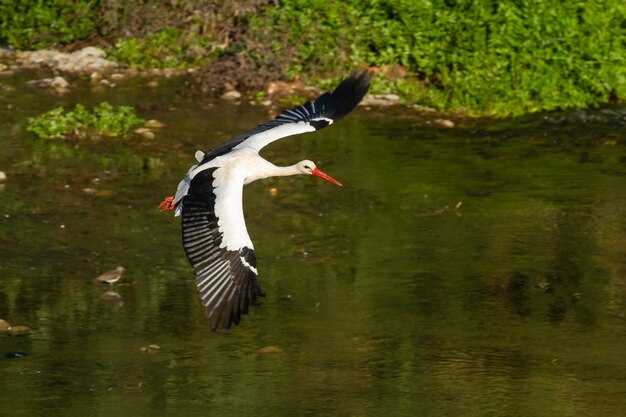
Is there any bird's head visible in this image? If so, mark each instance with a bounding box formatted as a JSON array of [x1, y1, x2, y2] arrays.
[[296, 160, 342, 186]]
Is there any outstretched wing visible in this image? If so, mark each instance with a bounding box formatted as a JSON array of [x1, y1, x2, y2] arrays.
[[181, 167, 264, 330], [199, 69, 372, 163]]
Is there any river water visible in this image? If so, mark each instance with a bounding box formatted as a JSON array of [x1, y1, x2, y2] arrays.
[[1, 72, 626, 417]]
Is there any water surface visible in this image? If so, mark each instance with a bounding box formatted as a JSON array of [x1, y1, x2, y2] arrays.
[[1, 72, 626, 417]]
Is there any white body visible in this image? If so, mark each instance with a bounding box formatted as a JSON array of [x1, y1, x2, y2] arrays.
[[172, 148, 305, 251]]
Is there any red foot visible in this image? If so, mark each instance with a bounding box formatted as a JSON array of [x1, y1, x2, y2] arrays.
[[158, 196, 179, 212]]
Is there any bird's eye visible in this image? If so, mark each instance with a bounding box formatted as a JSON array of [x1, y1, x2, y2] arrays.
[[304, 165, 311, 170]]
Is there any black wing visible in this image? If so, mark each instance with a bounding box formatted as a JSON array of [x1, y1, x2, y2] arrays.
[[181, 168, 264, 330], [199, 69, 372, 162]]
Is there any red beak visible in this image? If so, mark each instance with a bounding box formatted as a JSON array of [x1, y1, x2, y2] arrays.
[[312, 167, 343, 187]]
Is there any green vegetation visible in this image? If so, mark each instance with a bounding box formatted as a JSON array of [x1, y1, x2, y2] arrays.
[[2, 0, 625, 116], [0, 0, 98, 49], [27, 102, 145, 140], [249, 0, 626, 116], [108, 28, 215, 69]]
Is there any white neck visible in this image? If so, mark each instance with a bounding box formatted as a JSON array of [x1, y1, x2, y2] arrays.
[[245, 160, 301, 184]]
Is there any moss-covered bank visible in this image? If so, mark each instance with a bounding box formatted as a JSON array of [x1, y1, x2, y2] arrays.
[[1, 0, 624, 116]]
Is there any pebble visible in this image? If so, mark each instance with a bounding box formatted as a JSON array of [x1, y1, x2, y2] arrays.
[[360, 94, 401, 106], [147, 80, 159, 88], [0, 319, 10, 330], [50, 76, 69, 89], [16, 47, 117, 73], [5, 352, 27, 359], [384, 93, 400, 101], [257, 345, 284, 354], [8, 325, 31, 335], [433, 118, 455, 128], [0, 63, 7, 72], [134, 128, 155, 140], [220, 90, 242, 100], [140, 344, 161, 354], [0, 171, 6, 183], [144, 119, 166, 129]]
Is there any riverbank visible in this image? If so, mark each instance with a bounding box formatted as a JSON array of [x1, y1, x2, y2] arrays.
[[1, 47, 449, 119], [1, 1, 623, 117]]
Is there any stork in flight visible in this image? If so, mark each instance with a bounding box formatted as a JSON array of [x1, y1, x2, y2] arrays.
[[159, 70, 372, 330]]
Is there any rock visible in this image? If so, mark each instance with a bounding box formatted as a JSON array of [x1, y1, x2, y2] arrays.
[[73, 46, 107, 59], [0, 63, 7, 72], [140, 344, 160, 354], [147, 80, 159, 88], [95, 190, 115, 198], [257, 345, 284, 354], [0, 319, 10, 330], [433, 118, 455, 128], [8, 325, 31, 335], [110, 73, 125, 80], [220, 90, 242, 100], [134, 128, 155, 140], [5, 351, 27, 359], [144, 119, 166, 129], [0, 171, 6, 183], [360, 94, 402, 106], [50, 76, 69, 89]]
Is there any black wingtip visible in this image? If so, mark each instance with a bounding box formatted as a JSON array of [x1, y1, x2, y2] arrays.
[[316, 68, 373, 122]]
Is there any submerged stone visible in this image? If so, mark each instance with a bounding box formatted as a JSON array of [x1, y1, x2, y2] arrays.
[[257, 345, 284, 354], [5, 351, 27, 359], [134, 128, 155, 140], [8, 325, 31, 335], [220, 90, 241, 100], [0, 319, 10, 330], [144, 119, 166, 129]]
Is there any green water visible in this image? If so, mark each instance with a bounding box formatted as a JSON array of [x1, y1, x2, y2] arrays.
[[1, 73, 626, 417]]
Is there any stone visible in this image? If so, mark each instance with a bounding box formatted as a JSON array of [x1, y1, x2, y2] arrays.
[[134, 128, 155, 140], [144, 119, 166, 129], [147, 80, 159, 89], [5, 351, 27, 359], [74, 46, 107, 59], [0, 319, 10, 330], [433, 118, 455, 128], [50, 76, 69, 89], [0, 171, 6, 183], [8, 325, 31, 335], [220, 90, 242, 100], [257, 345, 284, 354]]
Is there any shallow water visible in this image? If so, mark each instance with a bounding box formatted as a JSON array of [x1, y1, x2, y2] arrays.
[[1, 72, 626, 417]]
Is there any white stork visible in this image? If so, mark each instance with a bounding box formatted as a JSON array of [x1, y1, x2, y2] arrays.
[[159, 70, 372, 330]]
